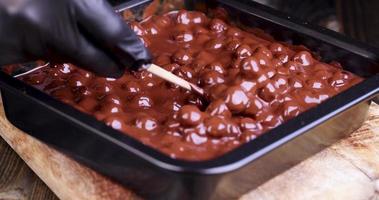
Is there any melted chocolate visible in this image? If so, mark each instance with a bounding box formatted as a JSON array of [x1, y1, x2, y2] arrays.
[[15, 9, 362, 160]]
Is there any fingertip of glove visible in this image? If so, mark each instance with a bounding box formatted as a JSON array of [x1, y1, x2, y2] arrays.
[[95, 62, 125, 78]]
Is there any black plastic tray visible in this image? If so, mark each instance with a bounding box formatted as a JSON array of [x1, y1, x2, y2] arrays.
[[1, 0, 379, 199]]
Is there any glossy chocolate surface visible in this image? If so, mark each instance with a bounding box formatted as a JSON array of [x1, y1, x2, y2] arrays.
[[15, 10, 362, 160]]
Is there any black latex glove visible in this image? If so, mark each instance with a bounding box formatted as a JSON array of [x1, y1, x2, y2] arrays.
[[0, 0, 152, 78]]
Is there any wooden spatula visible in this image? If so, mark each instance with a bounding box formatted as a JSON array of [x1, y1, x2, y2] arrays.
[[13, 62, 206, 97], [145, 64, 205, 96]]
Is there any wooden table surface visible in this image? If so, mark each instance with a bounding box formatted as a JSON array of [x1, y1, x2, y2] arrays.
[[0, 137, 58, 200], [0, 98, 379, 199]]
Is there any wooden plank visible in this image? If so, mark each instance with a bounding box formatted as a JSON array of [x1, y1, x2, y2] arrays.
[[0, 102, 378, 200], [0, 137, 58, 200]]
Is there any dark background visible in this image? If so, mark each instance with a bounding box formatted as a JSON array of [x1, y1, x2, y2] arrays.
[[1, 0, 378, 199], [255, 0, 379, 47]]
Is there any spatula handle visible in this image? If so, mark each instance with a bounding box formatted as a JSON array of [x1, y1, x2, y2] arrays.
[[146, 64, 192, 91]]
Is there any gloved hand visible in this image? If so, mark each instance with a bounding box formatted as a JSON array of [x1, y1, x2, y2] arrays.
[[0, 0, 152, 78]]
